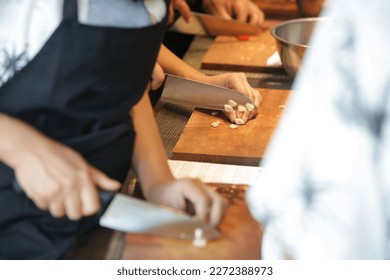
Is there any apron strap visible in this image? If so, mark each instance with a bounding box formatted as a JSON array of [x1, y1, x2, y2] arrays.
[[63, 0, 78, 21]]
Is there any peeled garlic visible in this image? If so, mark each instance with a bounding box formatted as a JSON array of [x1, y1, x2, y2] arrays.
[[192, 228, 207, 248], [245, 103, 255, 111], [234, 118, 245, 125], [227, 99, 237, 107], [238, 105, 247, 112], [211, 121, 220, 128], [192, 237, 207, 248], [224, 104, 234, 112], [194, 228, 204, 239]]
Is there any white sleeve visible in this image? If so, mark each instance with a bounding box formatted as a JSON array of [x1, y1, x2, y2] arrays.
[[247, 0, 390, 259]]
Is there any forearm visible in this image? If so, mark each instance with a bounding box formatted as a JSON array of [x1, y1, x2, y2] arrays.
[[158, 45, 250, 87], [130, 91, 228, 223], [0, 113, 119, 218], [158, 44, 207, 81], [157, 45, 261, 124], [0, 113, 44, 168], [130, 90, 175, 194]]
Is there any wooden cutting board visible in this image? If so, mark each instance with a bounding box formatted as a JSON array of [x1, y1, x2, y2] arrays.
[[201, 19, 285, 73], [121, 189, 262, 260], [172, 89, 291, 166]]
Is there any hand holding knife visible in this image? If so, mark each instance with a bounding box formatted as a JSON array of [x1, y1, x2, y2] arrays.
[[168, 12, 261, 37], [161, 74, 261, 124]]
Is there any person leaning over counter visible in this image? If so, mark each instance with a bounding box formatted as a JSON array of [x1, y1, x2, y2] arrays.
[[247, 0, 390, 259], [163, 0, 264, 59], [0, 0, 262, 259], [158, 0, 262, 123], [172, 0, 264, 27]]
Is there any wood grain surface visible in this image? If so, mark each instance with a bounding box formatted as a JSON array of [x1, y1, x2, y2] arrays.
[[201, 19, 286, 73], [172, 89, 291, 166], [121, 190, 262, 260], [253, 0, 300, 18]]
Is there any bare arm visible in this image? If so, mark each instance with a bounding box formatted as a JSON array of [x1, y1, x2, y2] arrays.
[[202, 0, 264, 27], [157, 44, 262, 123], [0, 113, 120, 220], [171, 0, 265, 27], [157, 44, 206, 81], [130, 90, 227, 225]]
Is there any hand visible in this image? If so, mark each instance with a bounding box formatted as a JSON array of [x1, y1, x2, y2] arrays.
[[202, 0, 265, 27], [142, 178, 228, 226], [13, 133, 121, 220], [203, 73, 262, 123], [172, 0, 192, 23]]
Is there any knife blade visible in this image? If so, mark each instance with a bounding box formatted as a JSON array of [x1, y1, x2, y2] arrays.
[[99, 193, 221, 240], [161, 74, 256, 111], [168, 12, 260, 36]]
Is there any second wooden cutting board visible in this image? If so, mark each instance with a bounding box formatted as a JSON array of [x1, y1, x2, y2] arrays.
[[172, 89, 291, 166], [201, 19, 286, 73]]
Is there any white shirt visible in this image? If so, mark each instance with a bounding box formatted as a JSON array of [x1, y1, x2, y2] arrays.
[[0, 0, 166, 86], [247, 0, 390, 259]]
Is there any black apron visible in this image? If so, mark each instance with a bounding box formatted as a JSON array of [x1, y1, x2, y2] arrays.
[[0, 0, 168, 259]]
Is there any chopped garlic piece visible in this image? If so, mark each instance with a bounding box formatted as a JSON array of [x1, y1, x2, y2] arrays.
[[194, 228, 203, 239], [193, 228, 207, 248], [227, 99, 237, 107], [224, 104, 234, 112], [211, 121, 220, 128], [211, 111, 218, 116], [234, 118, 245, 125], [192, 238, 207, 248], [238, 105, 247, 112], [229, 124, 238, 129], [278, 105, 286, 109], [245, 103, 255, 111], [266, 51, 282, 66]]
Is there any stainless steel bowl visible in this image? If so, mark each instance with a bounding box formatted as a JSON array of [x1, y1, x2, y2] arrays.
[[270, 17, 327, 78]]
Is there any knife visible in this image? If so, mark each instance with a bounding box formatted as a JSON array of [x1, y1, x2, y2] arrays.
[[168, 12, 260, 36], [161, 74, 256, 110], [99, 193, 221, 240]]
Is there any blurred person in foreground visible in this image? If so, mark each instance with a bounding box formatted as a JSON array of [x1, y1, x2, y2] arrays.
[[0, 0, 230, 259], [247, 0, 390, 259]]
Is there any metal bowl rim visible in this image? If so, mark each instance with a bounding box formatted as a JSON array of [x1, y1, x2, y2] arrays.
[[270, 17, 330, 48]]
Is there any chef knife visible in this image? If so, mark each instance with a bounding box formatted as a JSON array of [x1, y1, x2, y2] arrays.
[[168, 12, 260, 36], [161, 74, 256, 111], [99, 193, 221, 240]]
